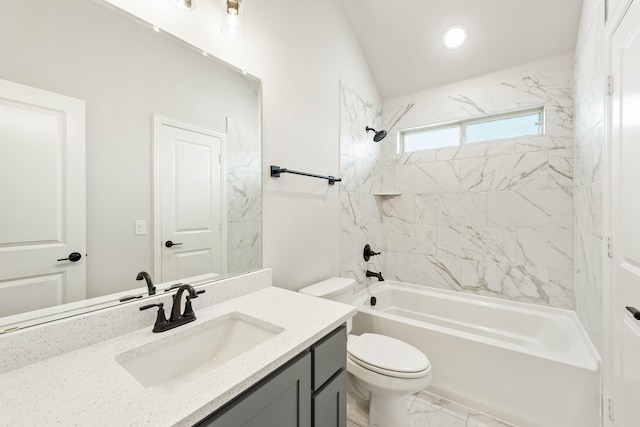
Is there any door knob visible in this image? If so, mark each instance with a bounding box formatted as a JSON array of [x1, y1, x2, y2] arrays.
[[626, 306, 640, 320], [57, 252, 82, 262], [165, 240, 183, 248]]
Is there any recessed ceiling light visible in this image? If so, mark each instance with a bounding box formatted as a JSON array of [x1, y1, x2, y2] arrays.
[[443, 25, 467, 49]]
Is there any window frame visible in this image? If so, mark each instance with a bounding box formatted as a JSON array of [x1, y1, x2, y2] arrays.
[[397, 106, 545, 153]]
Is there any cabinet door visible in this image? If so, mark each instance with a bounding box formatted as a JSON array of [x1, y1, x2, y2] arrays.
[[197, 352, 311, 427], [312, 369, 347, 427]]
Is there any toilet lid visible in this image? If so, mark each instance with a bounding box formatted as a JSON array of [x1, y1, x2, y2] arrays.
[[347, 333, 430, 376]]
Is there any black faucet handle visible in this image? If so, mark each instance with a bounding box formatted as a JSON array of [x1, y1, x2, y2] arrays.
[[363, 244, 382, 261], [169, 288, 203, 302], [163, 283, 183, 292], [140, 303, 168, 332], [183, 296, 195, 318], [140, 302, 163, 311], [182, 290, 205, 318]]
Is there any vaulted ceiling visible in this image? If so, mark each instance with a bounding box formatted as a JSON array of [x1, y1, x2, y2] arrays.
[[342, 0, 584, 99]]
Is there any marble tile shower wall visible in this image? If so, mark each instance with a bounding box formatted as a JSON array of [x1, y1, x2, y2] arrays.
[[339, 83, 383, 292], [573, 0, 605, 352], [227, 117, 262, 273], [380, 62, 575, 308]]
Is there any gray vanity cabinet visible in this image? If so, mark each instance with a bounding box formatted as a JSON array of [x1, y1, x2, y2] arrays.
[[310, 325, 348, 427], [198, 351, 312, 427], [196, 325, 347, 427]]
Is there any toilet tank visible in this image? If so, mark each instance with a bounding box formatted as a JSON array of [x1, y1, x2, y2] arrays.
[[299, 278, 355, 333], [298, 277, 355, 304]]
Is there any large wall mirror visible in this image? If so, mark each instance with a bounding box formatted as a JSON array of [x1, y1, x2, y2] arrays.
[[0, 0, 262, 329]]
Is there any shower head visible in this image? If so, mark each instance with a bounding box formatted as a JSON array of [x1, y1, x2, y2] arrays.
[[366, 126, 387, 142]]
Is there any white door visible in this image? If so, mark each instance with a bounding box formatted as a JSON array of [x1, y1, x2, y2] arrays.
[[157, 120, 225, 282], [0, 78, 86, 317], [611, 1, 640, 424]]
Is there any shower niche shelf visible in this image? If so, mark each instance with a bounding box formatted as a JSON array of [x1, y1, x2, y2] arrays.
[[373, 191, 401, 196]]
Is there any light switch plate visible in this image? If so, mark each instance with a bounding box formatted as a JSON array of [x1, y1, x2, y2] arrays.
[[134, 220, 147, 236]]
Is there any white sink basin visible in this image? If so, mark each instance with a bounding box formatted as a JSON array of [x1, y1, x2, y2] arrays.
[[117, 312, 283, 391]]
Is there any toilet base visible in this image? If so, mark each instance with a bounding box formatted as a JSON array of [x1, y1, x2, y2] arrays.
[[346, 358, 431, 427], [346, 393, 369, 427], [368, 393, 409, 427], [346, 390, 411, 427]]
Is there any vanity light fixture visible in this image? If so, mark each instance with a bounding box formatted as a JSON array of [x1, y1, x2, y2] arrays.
[[227, 0, 240, 15], [222, 0, 244, 40], [443, 25, 467, 49], [168, 0, 195, 11]]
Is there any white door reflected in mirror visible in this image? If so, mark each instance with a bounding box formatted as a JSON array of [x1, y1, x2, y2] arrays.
[[0, 79, 86, 317], [155, 118, 227, 282]]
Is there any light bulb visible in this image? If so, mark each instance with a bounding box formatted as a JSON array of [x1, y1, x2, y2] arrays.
[[221, 0, 244, 41], [443, 25, 467, 49], [227, 0, 239, 15]]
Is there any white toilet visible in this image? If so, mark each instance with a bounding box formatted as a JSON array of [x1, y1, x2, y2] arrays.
[[299, 278, 432, 427]]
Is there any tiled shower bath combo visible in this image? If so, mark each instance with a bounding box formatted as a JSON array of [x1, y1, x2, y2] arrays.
[[338, 54, 600, 426]]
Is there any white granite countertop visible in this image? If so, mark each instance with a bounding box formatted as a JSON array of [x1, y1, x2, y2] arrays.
[[0, 287, 356, 426]]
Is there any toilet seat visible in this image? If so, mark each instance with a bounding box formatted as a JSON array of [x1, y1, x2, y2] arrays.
[[347, 333, 430, 379]]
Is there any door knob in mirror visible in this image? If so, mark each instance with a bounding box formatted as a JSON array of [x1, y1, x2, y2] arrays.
[[57, 252, 82, 262]]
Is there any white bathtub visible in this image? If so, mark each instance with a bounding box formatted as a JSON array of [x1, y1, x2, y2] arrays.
[[351, 281, 601, 427]]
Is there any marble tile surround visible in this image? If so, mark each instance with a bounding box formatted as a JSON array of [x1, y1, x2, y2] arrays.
[[226, 117, 262, 273], [572, 0, 604, 353], [378, 59, 575, 308], [339, 83, 383, 292]]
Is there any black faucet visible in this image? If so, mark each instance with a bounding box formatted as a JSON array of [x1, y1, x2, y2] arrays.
[[139, 284, 205, 333], [136, 271, 156, 296], [366, 270, 384, 281], [170, 284, 199, 322]]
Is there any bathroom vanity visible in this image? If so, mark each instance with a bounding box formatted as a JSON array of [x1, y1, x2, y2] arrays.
[[0, 270, 355, 426], [197, 325, 347, 427]]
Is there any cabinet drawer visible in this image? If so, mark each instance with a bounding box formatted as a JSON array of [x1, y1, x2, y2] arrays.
[[311, 324, 346, 390]]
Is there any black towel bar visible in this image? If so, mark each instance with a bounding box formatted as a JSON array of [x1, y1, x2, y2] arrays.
[[270, 165, 342, 185]]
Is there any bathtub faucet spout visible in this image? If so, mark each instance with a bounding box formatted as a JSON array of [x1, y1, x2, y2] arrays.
[[366, 270, 384, 282]]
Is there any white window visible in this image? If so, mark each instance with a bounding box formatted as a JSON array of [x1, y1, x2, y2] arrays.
[[403, 125, 460, 152], [399, 107, 544, 153]]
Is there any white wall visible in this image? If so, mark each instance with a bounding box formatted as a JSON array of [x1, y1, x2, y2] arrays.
[[104, 0, 380, 289]]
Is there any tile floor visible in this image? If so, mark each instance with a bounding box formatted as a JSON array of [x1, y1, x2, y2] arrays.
[[407, 391, 517, 427], [347, 389, 517, 427]]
